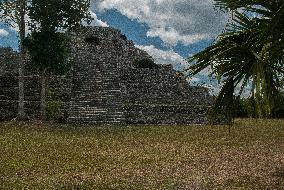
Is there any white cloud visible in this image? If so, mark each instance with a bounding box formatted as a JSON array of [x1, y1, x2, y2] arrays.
[[146, 27, 207, 46], [94, 0, 229, 46], [85, 11, 109, 27], [0, 29, 9, 37], [199, 66, 213, 76], [189, 77, 200, 82], [135, 44, 189, 70]]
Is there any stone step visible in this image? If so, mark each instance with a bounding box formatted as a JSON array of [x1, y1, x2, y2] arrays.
[[72, 91, 120, 96], [68, 113, 125, 118], [67, 118, 125, 124], [68, 116, 124, 120], [70, 107, 124, 112], [88, 87, 121, 90], [68, 115, 125, 120], [68, 113, 125, 119], [68, 107, 124, 111], [71, 85, 120, 89], [69, 63, 123, 124], [73, 75, 118, 79], [71, 94, 121, 98], [70, 97, 122, 102], [73, 72, 117, 76], [68, 104, 124, 109], [70, 104, 124, 108], [68, 116, 124, 121]]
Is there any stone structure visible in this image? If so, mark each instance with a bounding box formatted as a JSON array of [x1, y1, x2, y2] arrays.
[[0, 26, 212, 124]]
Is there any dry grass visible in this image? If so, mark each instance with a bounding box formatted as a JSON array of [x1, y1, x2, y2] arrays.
[[0, 119, 283, 189]]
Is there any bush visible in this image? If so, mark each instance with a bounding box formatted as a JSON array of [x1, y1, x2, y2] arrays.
[[232, 94, 284, 119], [134, 58, 158, 69], [84, 36, 100, 45], [46, 100, 64, 120]]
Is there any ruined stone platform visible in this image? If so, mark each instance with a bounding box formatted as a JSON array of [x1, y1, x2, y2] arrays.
[[0, 26, 212, 124]]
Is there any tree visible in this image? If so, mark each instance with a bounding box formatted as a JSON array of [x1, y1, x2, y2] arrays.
[[23, 31, 70, 120], [0, 0, 28, 120], [186, 0, 284, 122], [23, 0, 92, 120]]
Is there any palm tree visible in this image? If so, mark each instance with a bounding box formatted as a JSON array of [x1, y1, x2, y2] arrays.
[[186, 0, 284, 122]]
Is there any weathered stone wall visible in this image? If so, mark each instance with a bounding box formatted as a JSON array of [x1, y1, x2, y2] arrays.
[[0, 49, 28, 119], [0, 74, 41, 120], [120, 65, 211, 124], [67, 27, 126, 124], [67, 26, 212, 124], [120, 66, 211, 105], [124, 104, 208, 124], [0, 72, 71, 120], [0, 48, 71, 120], [0, 26, 212, 124]]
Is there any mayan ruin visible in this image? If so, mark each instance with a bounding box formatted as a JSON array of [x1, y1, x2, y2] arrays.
[[0, 26, 212, 124]]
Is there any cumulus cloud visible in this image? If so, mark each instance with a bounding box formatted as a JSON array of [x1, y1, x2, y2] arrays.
[[146, 27, 207, 46], [94, 0, 229, 46], [83, 10, 109, 27], [135, 44, 189, 70], [0, 28, 9, 37]]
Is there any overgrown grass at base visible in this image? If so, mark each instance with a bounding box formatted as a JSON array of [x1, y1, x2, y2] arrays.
[[0, 119, 283, 189]]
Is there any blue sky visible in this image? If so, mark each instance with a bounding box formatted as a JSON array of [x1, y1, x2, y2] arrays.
[[0, 0, 229, 92]]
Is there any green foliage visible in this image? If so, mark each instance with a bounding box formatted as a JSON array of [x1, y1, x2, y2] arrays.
[[84, 36, 100, 45], [28, 0, 92, 31], [227, 93, 284, 119], [0, 0, 23, 28], [187, 0, 284, 122], [23, 0, 92, 120], [232, 97, 257, 118], [46, 100, 64, 120], [134, 58, 158, 69], [0, 0, 92, 34], [23, 31, 70, 74], [23, 0, 92, 75]]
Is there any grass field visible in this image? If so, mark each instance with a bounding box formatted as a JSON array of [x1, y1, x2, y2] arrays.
[[0, 119, 283, 189]]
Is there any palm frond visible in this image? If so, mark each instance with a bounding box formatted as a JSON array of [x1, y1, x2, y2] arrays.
[[186, 0, 284, 121]]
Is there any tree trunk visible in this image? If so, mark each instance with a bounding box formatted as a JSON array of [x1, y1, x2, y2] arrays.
[[40, 70, 47, 121], [17, 0, 26, 120]]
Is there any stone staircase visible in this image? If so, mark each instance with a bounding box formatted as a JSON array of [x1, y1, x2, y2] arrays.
[[68, 61, 125, 124]]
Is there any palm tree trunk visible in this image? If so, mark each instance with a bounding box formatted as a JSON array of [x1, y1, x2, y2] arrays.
[[17, 0, 26, 120]]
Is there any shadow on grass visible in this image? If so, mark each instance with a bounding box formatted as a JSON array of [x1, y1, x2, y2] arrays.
[[273, 167, 284, 189], [273, 167, 284, 179]]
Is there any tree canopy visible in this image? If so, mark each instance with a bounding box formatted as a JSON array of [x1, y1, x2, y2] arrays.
[[23, 0, 92, 74], [22, 0, 92, 120], [28, 0, 92, 32], [23, 31, 70, 75]]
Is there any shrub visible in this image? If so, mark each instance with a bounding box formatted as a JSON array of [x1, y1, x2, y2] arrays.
[[134, 58, 158, 69], [84, 36, 100, 45], [120, 34, 127, 41], [46, 100, 64, 120]]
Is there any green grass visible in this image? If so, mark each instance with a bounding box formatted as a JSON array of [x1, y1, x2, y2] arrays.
[[0, 119, 283, 189]]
